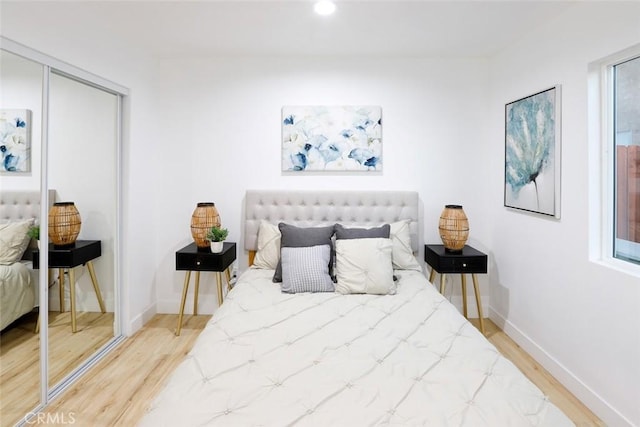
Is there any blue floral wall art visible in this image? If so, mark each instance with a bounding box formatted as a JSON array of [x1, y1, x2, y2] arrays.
[[504, 87, 561, 218], [0, 109, 31, 173], [282, 106, 382, 172]]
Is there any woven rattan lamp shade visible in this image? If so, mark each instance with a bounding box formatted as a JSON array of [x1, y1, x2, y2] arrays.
[[48, 202, 81, 247], [438, 204, 469, 253], [190, 202, 221, 248]]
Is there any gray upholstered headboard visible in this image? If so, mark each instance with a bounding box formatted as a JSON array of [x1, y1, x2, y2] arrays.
[[0, 189, 56, 225], [245, 190, 420, 252]]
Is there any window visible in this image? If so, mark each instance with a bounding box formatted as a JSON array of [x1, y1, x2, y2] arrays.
[[613, 55, 640, 264], [589, 45, 640, 271]]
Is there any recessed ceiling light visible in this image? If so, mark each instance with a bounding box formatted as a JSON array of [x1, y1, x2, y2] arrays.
[[314, 0, 336, 16]]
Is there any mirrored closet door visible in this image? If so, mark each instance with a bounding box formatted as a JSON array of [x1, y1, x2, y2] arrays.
[[0, 38, 126, 426], [0, 48, 44, 427], [47, 72, 119, 389]]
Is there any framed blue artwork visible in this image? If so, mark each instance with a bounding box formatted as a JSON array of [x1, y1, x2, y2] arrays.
[[0, 109, 31, 173], [504, 87, 561, 218], [282, 105, 382, 172]]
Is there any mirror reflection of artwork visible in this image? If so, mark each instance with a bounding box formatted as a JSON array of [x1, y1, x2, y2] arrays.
[[282, 105, 382, 172], [0, 109, 31, 172], [504, 87, 561, 218]]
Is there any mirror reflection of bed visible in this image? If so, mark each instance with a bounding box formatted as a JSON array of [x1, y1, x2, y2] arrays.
[[0, 191, 42, 425], [0, 190, 114, 426]]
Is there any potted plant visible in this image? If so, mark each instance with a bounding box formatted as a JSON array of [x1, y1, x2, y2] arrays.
[[206, 226, 228, 253], [27, 225, 40, 249]]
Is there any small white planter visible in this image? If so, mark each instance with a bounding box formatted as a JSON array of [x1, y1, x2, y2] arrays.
[[210, 241, 224, 253]]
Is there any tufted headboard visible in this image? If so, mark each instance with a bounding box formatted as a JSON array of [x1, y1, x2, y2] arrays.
[[245, 190, 420, 253], [0, 189, 56, 225]]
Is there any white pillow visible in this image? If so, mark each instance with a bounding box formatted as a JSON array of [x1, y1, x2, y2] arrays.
[[0, 218, 34, 265], [335, 238, 396, 295], [252, 220, 281, 269], [390, 220, 422, 271]]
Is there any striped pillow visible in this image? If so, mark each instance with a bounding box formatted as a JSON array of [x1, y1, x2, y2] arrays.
[[281, 244, 334, 293]]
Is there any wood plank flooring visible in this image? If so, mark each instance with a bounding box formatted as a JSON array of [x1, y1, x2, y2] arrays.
[[33, 315, 603, 427], [44, 314, 208, 426], [0, 311, 114, 427]]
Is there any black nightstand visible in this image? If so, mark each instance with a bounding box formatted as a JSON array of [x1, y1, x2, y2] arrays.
[[424, 244, 487, 334], [175, 242, 236, 335], [33, 240, 106, 333]]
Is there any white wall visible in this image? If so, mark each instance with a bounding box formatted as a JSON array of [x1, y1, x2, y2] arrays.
[[153, 56, 490, 315], [485, 3, 640, 426], [0, 51, 42, 190]]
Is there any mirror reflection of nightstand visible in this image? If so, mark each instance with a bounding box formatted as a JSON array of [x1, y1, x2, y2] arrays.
[[33, 240, 106, 333], [424, 244, 487, 334]]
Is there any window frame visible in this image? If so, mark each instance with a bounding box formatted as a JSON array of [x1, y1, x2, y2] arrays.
[[589, 44, 640, 276]]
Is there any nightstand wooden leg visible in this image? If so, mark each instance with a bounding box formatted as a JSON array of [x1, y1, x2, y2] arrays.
[[59, 268, 65, 312], [216, 272, 224, 306], [472, 274, 485, 334], [461, 274, 468, 319], [225, 268, 232, 291], [224, 267, 231, 294], [87, 261, 106, 313], [439, 274, 446, 294], [193, 271, 201, 316], [175, 271, 192, 336], [69, 267, 77, 333], [429, 268, 435, 283]]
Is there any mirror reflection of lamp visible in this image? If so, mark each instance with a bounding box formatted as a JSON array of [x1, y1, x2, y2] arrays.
[[48, 202, 81, 248]]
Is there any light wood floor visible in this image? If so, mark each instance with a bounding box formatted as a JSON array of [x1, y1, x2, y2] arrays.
[[0, 310, 114, 427], [32, 314, 604, 427]]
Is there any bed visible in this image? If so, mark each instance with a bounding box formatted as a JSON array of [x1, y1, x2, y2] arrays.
[[0, 190, 40, 331], [0, 190, 52, 331], [140, 190, 573, 426]]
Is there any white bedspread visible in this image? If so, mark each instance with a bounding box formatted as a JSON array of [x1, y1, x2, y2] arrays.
[[140, 269, 573, 426], [0, 261, 35, 331]]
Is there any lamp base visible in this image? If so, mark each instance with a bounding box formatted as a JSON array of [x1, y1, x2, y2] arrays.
[[444, 247, 463, 254]]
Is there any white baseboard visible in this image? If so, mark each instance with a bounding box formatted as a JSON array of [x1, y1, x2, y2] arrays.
[[128, 302, 156, 336], [156, 298, 221, 315], [489, 307, 634, 427]]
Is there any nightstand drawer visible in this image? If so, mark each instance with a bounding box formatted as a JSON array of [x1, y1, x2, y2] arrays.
[[437, 256, 486, 273], [176, 242, 236, 272], [424, 244, 487, 274], [33, 240, 102, 269]]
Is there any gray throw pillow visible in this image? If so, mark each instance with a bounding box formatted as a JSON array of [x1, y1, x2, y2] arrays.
[[335, 223, 390, 240], [273, 223, 335, 282], [281, 245, 334, 293]]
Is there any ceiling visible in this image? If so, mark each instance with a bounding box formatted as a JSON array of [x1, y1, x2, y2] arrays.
[[1, 1, 580, 58]]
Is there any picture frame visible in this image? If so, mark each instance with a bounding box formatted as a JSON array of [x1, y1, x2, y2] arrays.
[[504, 86, 561, 218], [281, 105, 382, 172], [0, 109, 31, 173]]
